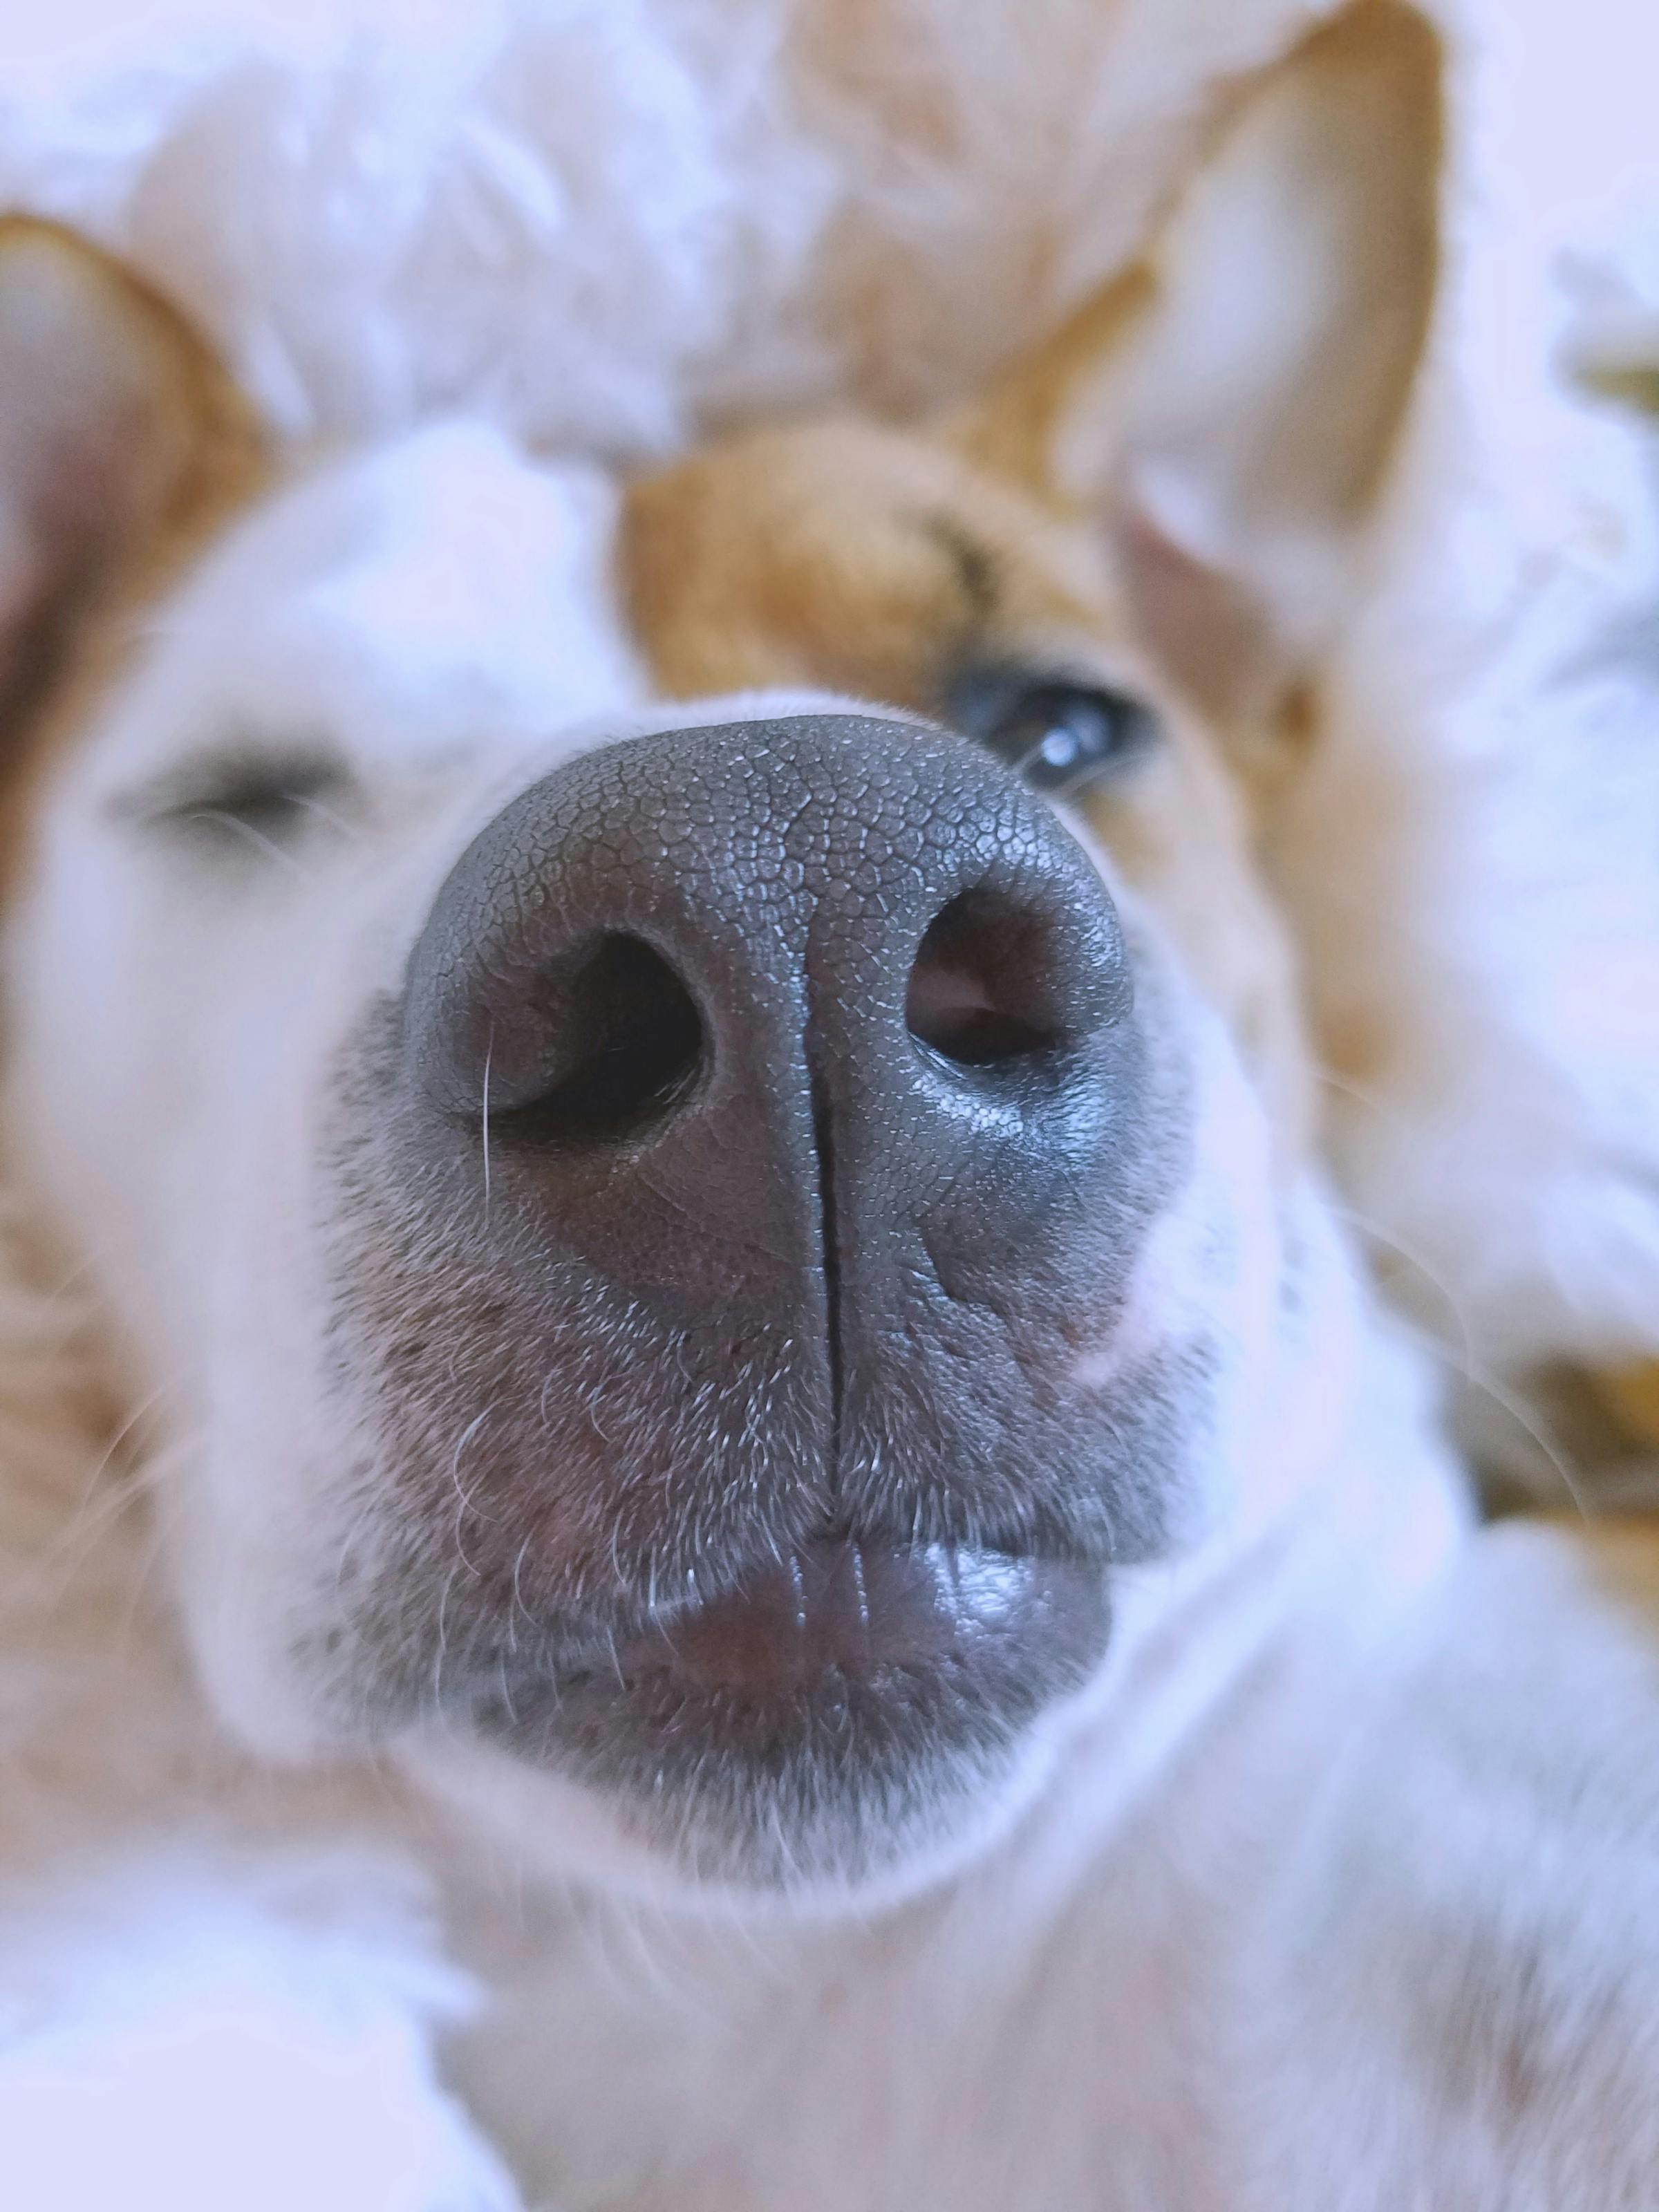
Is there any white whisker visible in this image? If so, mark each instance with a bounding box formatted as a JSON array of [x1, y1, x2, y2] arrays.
[[1331, 1195, 1591, 1522], [447, 1400, 500, 1578], [182, 809, 312, 875], [290, 791, 365, 843], [0, 1387, 169, 1630]]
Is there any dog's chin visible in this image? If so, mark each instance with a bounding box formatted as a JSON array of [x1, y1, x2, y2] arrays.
[[402, 1539, 1113, 1906]]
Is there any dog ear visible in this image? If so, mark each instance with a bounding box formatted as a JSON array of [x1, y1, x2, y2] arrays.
[[950, 0, 1441, 732], [0, 218, 263, 732]]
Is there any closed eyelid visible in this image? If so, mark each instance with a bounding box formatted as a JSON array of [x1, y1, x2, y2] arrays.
[[111, 749, 354, 828]]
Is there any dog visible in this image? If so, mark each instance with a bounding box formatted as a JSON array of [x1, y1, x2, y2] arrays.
[[1, 3, 1658, 2204]]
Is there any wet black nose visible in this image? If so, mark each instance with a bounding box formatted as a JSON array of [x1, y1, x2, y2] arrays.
[[397, 712, 1163, 1575], [406, 710, 1136, 1302]]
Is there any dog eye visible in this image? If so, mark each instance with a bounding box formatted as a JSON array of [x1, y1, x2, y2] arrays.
[[946, 668, 1159, 796], [125, 753, 357, 857]]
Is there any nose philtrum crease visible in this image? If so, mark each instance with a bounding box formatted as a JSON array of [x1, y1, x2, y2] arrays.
[[806, 1046, 845, 1494], [480, 1029, 494, 1221]]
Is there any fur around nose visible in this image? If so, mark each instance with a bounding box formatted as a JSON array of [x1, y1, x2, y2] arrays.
[[403, 711, 1137, 1351]]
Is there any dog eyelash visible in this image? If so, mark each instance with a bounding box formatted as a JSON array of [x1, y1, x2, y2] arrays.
[[121, 753, 359, 853]]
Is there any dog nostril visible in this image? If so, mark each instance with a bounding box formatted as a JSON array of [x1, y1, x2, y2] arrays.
[[502, 933, 705, 1141], [906, 889, 1068, 1069]]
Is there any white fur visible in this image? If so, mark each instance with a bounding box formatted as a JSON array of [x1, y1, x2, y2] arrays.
[[0, 1857, 518, 2212], [0, 0, 1328, 450]]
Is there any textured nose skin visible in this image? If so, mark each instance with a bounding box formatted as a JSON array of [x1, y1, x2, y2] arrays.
[[404, 711, 1134, 1380], [379, 711, 1167, 1644], [407, 718, 834, 1329]]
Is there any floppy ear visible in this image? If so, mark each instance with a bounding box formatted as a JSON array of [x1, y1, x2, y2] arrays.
[[0, 217, 261, 731], [950, 0, 1441, 731]]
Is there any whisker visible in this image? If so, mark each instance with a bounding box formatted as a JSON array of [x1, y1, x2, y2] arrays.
[[180, 809, 312, 875], [431, 1558, 461, 1711], [1330, 1196, 1591, 1522], [1325, 1194, 1477, 1380], [447, 1400, 500, 1580], [1451, 1358, 1594, 1524], [0, 1387, 169, 1629], [290, 791, 365, 844]]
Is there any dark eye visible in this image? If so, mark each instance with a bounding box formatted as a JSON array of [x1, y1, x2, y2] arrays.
[[945, 666, 1159, 795], [125, 753, 356, 857]]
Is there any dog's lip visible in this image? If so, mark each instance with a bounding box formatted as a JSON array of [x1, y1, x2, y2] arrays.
[[560, 1537, 1100, 1700]]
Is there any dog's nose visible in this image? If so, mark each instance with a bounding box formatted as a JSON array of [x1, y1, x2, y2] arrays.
[[369, 713, 1163, 1799], [404, 713, 1139, 1357]]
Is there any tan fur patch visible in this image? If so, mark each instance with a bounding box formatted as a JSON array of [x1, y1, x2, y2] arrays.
[[0, 217, 270, 881], [621, 414, 1313, 1152], [1594, 1363, 1659, 1451]]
